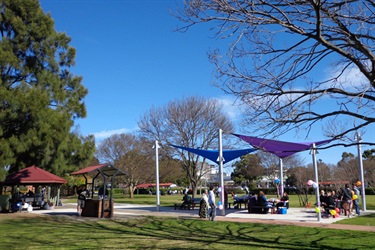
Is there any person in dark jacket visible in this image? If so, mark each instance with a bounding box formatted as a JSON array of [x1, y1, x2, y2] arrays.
[[276, 192, 289, 211], [322, 191, 336, 215]]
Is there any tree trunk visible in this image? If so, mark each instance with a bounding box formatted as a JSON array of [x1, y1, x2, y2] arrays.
[[192, 185, 198, 198], [128, 185, 135, 199]]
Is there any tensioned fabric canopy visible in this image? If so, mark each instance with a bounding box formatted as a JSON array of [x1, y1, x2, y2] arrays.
[[171, 144, 257, 164], [233, 134, 333, 158], [71, 163, 126, 177]]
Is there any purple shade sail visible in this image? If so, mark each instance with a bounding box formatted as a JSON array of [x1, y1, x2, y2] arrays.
[[171, 144, 257, 164], [233, 133, 333, 158]]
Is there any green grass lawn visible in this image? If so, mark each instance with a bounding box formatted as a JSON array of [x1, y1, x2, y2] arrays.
[[0, 214, 374, 249], [1, 194, 374, 249]]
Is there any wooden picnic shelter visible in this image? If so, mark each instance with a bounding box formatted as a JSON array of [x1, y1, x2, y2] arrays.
[[0, 166, 67, 211], [71, 163, 126, 218]]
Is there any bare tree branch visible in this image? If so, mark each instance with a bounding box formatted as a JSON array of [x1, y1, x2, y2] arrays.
[[176, 0, 375, 140], [138, 96, 234, 196]]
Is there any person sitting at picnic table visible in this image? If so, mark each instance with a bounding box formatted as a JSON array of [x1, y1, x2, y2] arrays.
[[276, 192, 289, 211], [248, 193, 257, 208], [320, 190, 327, 206], [180, 193, 191, 209], [26, 189, 34, 197], [322, 191, 336, 215], [257, 191, 269, 207]]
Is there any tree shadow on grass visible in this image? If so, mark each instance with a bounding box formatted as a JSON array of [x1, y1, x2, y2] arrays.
[[108, 217, 373, 249], [1, 215, 374, 249]]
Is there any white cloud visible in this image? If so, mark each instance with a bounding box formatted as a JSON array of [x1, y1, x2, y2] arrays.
[[213, 96, 244, 121], [94, 128, 133, 140], [324, 64, 368, 90]]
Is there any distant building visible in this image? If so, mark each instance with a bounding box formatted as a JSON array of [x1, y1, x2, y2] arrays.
[[197, 162, 234, 187]]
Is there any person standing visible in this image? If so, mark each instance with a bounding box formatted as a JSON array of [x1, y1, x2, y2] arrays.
[[224, 188, 229, 209], [77, 185, 89, 216], [352, 184, 360, 216], [208, 186, 216, 221], [199, 190, 209, 218], [41, 186, 46, 201], [340, 184, 353, 216]]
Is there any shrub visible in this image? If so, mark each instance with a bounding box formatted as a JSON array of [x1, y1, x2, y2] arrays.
[[112, 188, 126, 195]]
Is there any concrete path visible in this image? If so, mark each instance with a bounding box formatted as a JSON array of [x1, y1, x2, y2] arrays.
[[30, 203, 375, 232]]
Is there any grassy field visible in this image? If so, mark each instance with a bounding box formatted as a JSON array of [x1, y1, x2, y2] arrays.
[[0, 194, 374, 249], [0, 213, 374, 249]]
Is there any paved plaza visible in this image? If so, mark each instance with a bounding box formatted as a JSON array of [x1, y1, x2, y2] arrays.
[[28, 203, 375, 232]]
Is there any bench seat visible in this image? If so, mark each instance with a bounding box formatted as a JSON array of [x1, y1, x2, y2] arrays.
[[228, 201, 247, 209], [248, 205, 270, 214], [174, 197, 201, 210]]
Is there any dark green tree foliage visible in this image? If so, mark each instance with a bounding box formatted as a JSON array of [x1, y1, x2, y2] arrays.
[[0, 0, 93, 175], [363, 149, 375, 160], [232, 154, 264, 185]]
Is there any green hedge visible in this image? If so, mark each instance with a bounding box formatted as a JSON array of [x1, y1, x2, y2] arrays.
[[112, 188, 126, 195]]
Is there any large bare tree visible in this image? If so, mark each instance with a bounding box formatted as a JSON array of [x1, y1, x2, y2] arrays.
[[176, 1, 375, 142], [288, 165, 315, 206], [332, 152, 359, 185], [96, 133, 154, 198], [138, 96, 234, 196]]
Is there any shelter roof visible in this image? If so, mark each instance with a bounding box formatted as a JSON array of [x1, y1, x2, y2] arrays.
[[71, 163, 126, 177], [136, 183, 174, 189], [2, 166, 67, 185]]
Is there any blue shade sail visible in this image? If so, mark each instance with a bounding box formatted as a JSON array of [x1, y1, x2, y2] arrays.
[[171, 144, 257, 164], [233, 133, 334, 158]]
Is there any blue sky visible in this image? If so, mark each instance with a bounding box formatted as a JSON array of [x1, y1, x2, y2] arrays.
[[40, 0, 374, 165]]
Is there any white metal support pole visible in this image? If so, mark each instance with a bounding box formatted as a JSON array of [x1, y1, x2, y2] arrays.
[[356, 132, 366, 211], [312, 143, 321, 222], [155, 140, 160, 212], [218, 129, 225, 216], [279, 158, 284, 197]]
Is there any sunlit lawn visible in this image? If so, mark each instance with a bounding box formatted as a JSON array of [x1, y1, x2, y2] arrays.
[[0, 214, 374, 249], [1, 195, 374, 249]]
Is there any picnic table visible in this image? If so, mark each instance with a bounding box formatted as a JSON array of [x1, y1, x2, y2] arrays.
[[229, 196, 249, 209], [247, 198, 276, 214], [174, 197, 201, 210]]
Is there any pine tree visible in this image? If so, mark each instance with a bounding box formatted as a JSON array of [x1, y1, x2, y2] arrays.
[[0, 0, 94, 174]]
